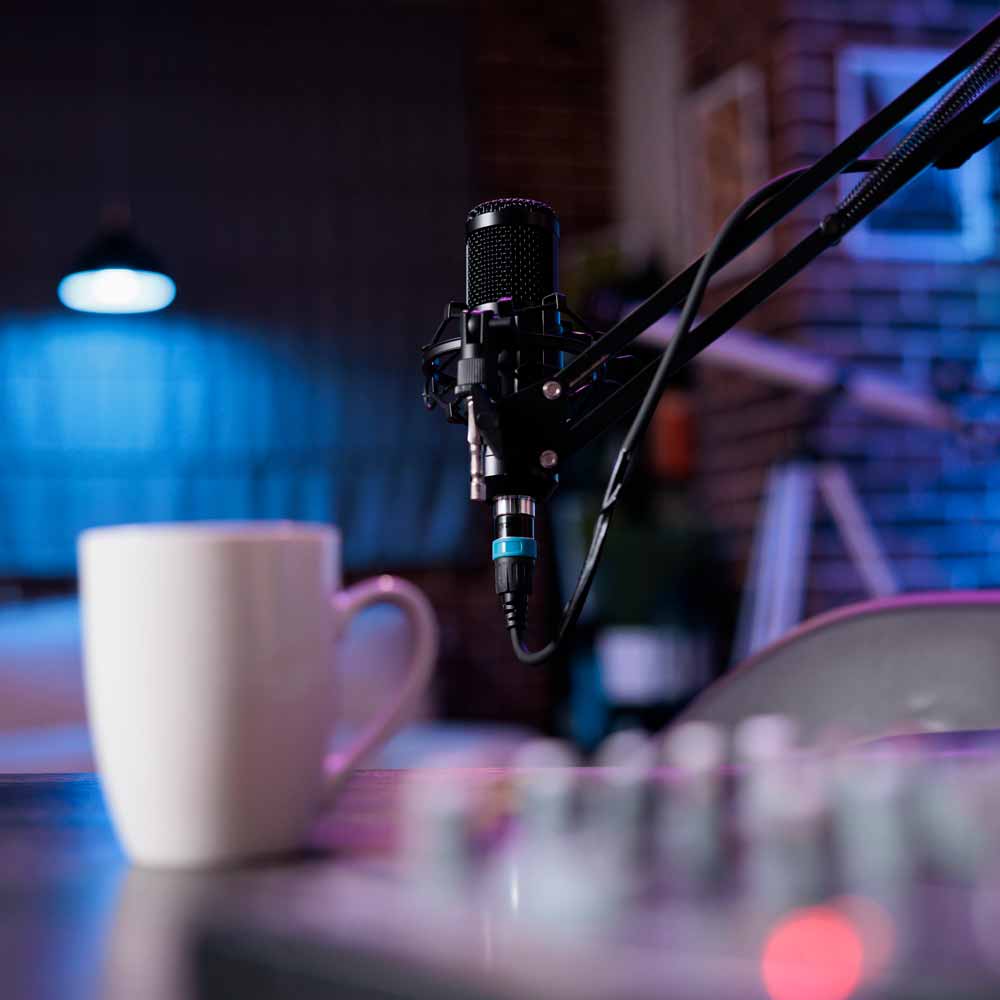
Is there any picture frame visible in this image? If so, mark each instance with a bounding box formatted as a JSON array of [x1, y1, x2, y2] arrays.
[[686, 63, 771, 276]]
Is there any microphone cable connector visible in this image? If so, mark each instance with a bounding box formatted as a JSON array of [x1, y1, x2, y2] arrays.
[[492, 495, 536, 633]]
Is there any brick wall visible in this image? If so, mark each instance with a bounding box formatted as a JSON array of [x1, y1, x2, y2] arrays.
[[468, 0, 614, 236], [684, 0, 1000, 617]]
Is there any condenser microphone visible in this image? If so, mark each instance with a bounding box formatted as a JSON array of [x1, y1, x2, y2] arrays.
[[422, 197, 576, 640], [462, 198, 562, 633]]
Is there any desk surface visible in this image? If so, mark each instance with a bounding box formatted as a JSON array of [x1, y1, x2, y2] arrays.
[[0, 770, 421, 1000], [11, 747, 1000, 1000]]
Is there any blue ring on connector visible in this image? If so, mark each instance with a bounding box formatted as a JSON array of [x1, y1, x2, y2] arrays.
[[492, 537, 537, 560]]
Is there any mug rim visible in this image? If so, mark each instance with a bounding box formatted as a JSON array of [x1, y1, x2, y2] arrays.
[[79, 520, 338, 546]]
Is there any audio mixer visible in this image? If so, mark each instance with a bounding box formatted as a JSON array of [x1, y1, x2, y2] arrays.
[[195, 722, 1000, 1000]]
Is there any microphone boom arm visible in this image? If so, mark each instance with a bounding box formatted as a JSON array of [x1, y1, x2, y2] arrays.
[[500, 50, 1000, 466], [421, 12, 1000, 664], [549, 11, 1000, 400]]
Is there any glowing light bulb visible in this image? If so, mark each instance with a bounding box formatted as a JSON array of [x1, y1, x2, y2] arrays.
[[57, 267, 176, 314]]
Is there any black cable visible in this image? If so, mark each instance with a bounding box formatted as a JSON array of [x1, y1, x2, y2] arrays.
[[509, 159, 881, 665]]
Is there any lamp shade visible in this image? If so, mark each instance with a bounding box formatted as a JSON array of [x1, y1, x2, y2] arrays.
[[58, 228, 176, 314]]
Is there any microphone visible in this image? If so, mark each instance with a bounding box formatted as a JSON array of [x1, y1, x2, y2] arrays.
[[421, 197, 567, 635], [465, 198, 561, 633]]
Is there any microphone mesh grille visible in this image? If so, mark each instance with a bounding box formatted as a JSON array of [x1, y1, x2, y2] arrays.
[[466, 197, 555, 221], [466, 198, 556, 309]]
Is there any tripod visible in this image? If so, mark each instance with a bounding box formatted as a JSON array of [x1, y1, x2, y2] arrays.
[[732, 387, 899, 664]]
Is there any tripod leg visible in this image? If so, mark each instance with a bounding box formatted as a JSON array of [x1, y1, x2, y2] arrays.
[[733, 461, 816, 663], [817, 462, 898, 598]]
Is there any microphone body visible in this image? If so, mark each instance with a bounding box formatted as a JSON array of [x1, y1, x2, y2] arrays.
[[461, 198, 563, 632], [462, 198, 562, 456]]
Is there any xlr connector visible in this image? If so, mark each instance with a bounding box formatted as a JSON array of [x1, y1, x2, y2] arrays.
[[492, 495, 536, 633]]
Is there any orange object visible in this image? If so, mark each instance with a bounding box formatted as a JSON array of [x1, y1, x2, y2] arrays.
[[649, 390, 695, 481]]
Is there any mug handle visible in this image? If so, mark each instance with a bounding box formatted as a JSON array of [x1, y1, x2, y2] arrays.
[[322, 574, 438, 799]]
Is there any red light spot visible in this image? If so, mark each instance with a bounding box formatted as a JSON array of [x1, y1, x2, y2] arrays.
[[762, 905, 865, 1000]]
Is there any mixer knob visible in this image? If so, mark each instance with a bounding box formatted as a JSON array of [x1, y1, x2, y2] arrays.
[[916, 757, 989, 881], [401, 758, 476, 898], [735, 716, 830, 913], [833, 747, 912, 893], [511, 738, 578, 842], [588, 730, 656, 848], [658, 722, 726, 889]]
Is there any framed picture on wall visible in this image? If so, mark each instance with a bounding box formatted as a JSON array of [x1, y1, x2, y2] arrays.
[[686, 63, 771, 276], [837, 45, 995, 261]]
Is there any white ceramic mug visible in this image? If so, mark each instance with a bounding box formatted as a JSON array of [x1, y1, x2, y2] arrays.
[[78, 521, 437, 869]]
